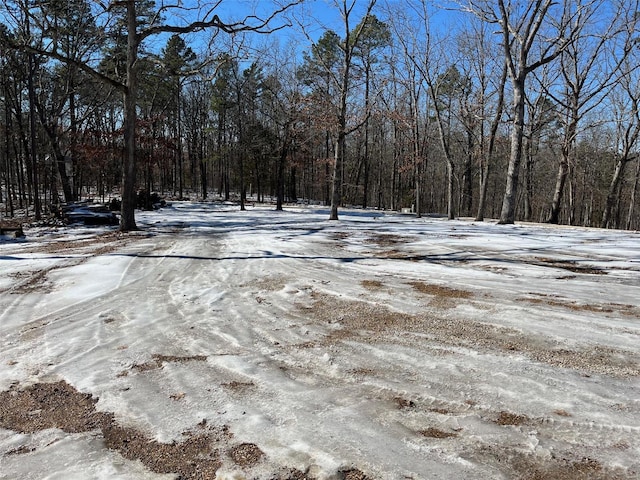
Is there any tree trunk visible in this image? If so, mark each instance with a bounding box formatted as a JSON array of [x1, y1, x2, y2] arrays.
[[39, 121, 74, 203], [276, 143, 287, 211], [120, 0, 139, 232], [499, 77, 526, 224], [362, 64, 371, 210], [601, 157, 627, 229], [200, 150, 207, 200], [548, 118, 577, 224], [625, 159, 640, 230], [329, 128, 345, 220], [523, 133, 533, 222], [548, 158, 569, 224], [476, 63, 507, 222], [461, 132, 473, 216], [27, 50, 41, 220]]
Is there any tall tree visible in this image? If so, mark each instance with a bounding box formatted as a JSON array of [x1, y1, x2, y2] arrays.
[[211, 54, 236, 201], [261, 41, 306, 210], [544, 0, 636, 224], [466, 0, 573, 224], [162, 34, 196, 200], [456, 16, 507, 221], [33, 0, 100, 203], [299, 29, 342, 206], [427, 64, 472, 220], [601, 54, 640, 229], [300, 0, 378, 220], [352, 14, 390, 209]]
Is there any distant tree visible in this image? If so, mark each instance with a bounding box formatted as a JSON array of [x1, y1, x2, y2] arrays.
[[211, 54, 237, 201], [183, 76, 213, 200], [260, 42, 306, 210], [386, 2, 430, 217], [162, 34, 196, 199]]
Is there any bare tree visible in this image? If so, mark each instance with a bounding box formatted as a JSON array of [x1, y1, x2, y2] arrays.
[[296, 0, 378, 220], [543, 0, 637, 224], [329, 0, 378, 220], [386, 2, 428, 217], [601, 54, 640, 229], [456, 16, 507, 222], [465, 0, 573, 224]]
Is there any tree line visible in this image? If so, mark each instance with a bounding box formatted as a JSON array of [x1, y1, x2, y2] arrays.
[[1, 0, 640, 231]]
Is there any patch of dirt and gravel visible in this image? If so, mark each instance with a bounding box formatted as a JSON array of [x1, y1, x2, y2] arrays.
[[303, 294, 640, 378], [0, 381, 224, 479], [0, 380, 372, 479]]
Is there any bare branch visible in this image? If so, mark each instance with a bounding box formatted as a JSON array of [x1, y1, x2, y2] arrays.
[[140, 1, 302, 41]]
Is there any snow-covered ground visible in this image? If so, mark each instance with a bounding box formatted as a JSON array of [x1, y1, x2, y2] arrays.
[[1, 202, 639, 480]]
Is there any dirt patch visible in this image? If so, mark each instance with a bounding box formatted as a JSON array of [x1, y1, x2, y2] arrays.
[[553, 409, 572, 417], [366, 233, 414, 247], [467, 445, 630, 480], [304, 295, 640, 377], [513, 454, 622, 480], [521, 294, 639, 317], [521, 295, 613, 313], [330, 232, 351, 241], [7, 266, 64, 294], [102, 422, 222, 478], [242, 274, 289, 292], [3, 233, 139, 295], [419, 427, 458, 438], [495, 411, 529, 426], [528, 257, 606, 275], [131, 353, 207, 372], [0, 380, 224, 480], [340, 469, 371, 480], [222, 381, 256, 393], [19, 231, 130, 255], [409, 281, 473, 299], [373, 249, 426, 261], [361, 280, 384, 290], [229, 442, 264, 467], [0, 381, 103, 433], [394, 396, 416, 409], [0, 380, 292, 479]]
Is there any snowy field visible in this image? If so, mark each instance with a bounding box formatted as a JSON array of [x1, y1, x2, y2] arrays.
[[0, 201, 639, 480]]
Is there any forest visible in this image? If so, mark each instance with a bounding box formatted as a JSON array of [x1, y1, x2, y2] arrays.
[[1, 0, 640, 231]]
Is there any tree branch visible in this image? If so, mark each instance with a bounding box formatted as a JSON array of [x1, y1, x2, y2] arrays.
[[140, 1, 302, 41]]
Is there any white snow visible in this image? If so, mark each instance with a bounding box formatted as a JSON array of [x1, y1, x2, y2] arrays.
[[1, 202, 639, 479]]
